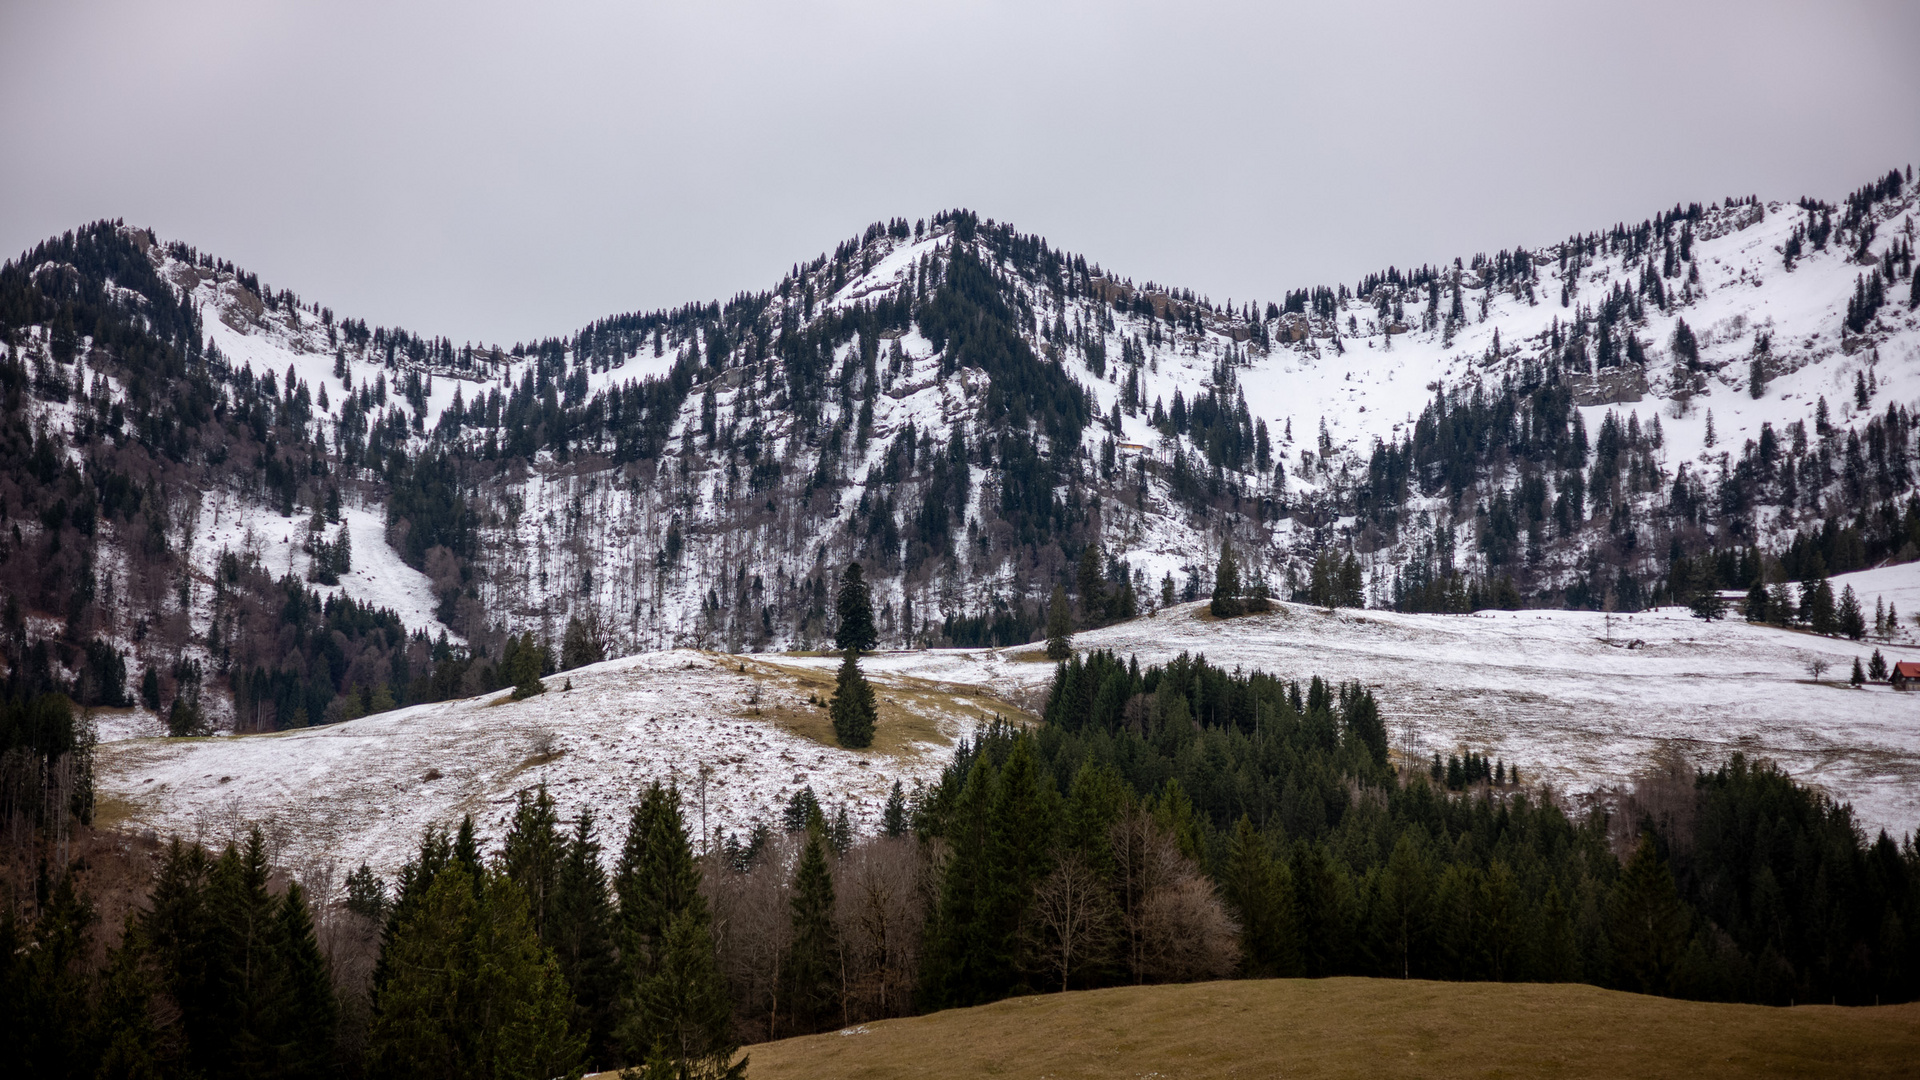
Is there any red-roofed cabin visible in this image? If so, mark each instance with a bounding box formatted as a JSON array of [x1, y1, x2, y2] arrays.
[[1892, 662, 1920, 690]]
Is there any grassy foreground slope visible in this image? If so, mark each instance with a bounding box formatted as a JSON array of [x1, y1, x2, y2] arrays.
[[735, 978, 1920, 1079]]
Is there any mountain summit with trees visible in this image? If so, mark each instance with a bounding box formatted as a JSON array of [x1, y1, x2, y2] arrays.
[[2, 171, 1918, 730]]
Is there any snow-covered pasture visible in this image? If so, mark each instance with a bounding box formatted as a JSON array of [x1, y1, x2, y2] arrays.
[[94, 580, 1920, 882], [94, 649, 1021, 876], [787, 590, 1920, 840]]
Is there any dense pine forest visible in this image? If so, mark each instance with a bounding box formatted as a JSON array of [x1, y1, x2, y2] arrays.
[[6, 644, 1918, 1077]]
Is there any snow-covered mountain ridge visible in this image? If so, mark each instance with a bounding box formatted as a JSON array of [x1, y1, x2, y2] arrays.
[[3, 169, 1917, 731]]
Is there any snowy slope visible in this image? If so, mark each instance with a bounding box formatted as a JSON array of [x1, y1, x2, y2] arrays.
[[98, 588, 1920, 877], [185, 491, 450, 639], [96, 649, 1027, 875], [772, 593, 1920, 838]]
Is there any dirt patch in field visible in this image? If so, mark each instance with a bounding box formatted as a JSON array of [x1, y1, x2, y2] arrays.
[[737, 657, 1033, 757]]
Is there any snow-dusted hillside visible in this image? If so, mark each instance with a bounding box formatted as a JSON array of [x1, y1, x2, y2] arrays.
[[783, 580, 1920, 838], [96, 649, 1029, 875], [97, 565, 1920, 874]]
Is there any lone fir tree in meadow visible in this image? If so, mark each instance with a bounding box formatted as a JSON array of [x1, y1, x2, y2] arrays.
[[835, 561, 878, 654], [830, 648, 878, 748], [1689, 562, 1725, 622], [1210, 539, 1243, 618], [1045, 585, 1073, 660]]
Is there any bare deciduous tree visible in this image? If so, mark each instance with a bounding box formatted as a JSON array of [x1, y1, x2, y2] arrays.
[[1137, 870, 1239, 984], [703, 834, 796, 1042], [1110, 810, 1239, 985], [1025, 854, 1117, 991], [833, 835, 927, 1021]]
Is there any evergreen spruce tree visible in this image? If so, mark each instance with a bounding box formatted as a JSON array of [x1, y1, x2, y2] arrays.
[[1045, 585, 1072, 660], [1607, 834, 1689, 996], [1148, 779, 1207, 865], [614, 784, 701, 993], [612, 781, 733, 1072], [782, 785, 823, 833], [1211, 539, 1243, 618], [1375, 833, 1430, 981], [829, 803, 854, 855], [829, 648, 878, 748], [1851, 656, 1866, 686], [631, 905, 744, 1079], [920, 755, 996, 1009], [454, 813, 485, 881], [274, 881, 339, 1080], [1869, 648, 1889, 681], [1076, 542, 1106, 625], [1537, 882, 1579, 982], [1291, 841, 1351, 977], [834, 561, 878, 654], [505, 632, 548, 699], [1061, 762, 1128, 877], [1223, 815, 1298, 977], [207, 827, 305, 1080], [367, 861, 582, 1080], [141, 838, 216, 1057], [502, 784, 564, 941], [783, 823, 840, 1032], [550, 810, 620, 1068], [1246, 571, 1273, 614], [9, 871, 99, 1077], [376, 824, 455, 994], [1689, 563, 1725, 621], [1806, 575, 1838, 634], [985, 738, 1055, 968], [90, 914, 174, 1079], [332, 523, 352, 577], [560, 616, 605, 671], [882, 779, 909, 837], [1837, 585, 1867, 640]]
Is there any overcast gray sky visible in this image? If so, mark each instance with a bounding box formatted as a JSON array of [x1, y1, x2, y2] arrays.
[[4, 0, 1917, 346]]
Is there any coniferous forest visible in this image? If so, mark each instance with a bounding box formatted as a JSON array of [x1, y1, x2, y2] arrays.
[[6, 648, 1917, 1078]]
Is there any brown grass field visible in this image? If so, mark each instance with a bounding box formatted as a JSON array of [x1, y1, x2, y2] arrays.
[[726, 978, 1920, 1079], [738, 656, 1036, 757]]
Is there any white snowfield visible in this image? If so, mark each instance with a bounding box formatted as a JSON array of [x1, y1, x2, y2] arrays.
[[95, 650, 1007, 876], [757, 587, 1920, 841], [185, 493, 453, 641], [97, 564, 1920, 878]]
